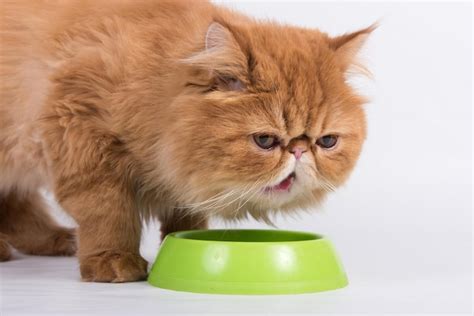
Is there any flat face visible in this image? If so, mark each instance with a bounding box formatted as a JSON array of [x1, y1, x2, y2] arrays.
[[172, 229, 321, 242], [158, 18, 370, 223]]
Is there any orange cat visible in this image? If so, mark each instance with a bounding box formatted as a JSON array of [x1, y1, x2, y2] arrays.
[[0, 0, 374, 282]]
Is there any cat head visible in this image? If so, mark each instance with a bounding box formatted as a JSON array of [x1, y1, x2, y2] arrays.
[[159, 19, 375, 222]]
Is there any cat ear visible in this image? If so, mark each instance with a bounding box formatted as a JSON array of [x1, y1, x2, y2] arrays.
[[182, 22, 248, 90], [205, 22, 235, 51], [329, 23, 377, 73]]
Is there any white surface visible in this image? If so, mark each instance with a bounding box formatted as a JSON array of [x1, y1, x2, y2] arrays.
[[0, 251, 469, 316], [1, 2, 472, 315]]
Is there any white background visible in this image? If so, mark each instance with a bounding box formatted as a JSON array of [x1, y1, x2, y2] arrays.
[[1, 1, 472, 315]]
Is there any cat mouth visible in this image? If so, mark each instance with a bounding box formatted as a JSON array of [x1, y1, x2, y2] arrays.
[[264, 172, 296, 193]]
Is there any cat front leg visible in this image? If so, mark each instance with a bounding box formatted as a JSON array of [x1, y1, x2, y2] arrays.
[[42, 110, 148, 282], [39, 49, 148, 282], [56, 177, 147, 282]]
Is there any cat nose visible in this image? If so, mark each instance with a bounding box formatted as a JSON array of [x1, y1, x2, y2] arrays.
[[289, 146, 307, 160], [288, 136, 309, 160]]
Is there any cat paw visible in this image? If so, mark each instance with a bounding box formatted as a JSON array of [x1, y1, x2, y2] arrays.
[[80, 251, 148, 283], [25, 228, 77, 256], [0, 239, 11, 262], [50, 228, 77, 256]]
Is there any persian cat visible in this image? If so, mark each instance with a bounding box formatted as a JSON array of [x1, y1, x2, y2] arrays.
[[0, 0, 374, 282]]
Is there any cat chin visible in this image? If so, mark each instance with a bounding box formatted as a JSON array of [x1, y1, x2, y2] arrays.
[[212, 185, 325, 224]]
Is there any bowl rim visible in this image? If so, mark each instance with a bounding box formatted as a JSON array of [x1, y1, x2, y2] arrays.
[[167, 229, 325, 244]]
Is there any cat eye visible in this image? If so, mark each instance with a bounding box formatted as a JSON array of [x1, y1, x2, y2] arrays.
[[215, 75, 244, 91], [316, 135, 338, 149], [253, 134, 279, 150]]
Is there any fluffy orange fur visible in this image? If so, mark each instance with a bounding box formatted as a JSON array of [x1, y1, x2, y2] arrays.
[[0, 0, 373, 281]]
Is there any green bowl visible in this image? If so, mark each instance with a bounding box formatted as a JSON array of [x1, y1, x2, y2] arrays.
[[148, 229, 348, 295]]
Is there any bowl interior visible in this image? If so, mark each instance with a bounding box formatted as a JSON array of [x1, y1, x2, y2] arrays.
[[172, 229, 322, 242]]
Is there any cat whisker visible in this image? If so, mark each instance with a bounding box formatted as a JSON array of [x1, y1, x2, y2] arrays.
[[230, 177, 267, 219], [176, 188, 237, 209], [183, 181, 256, 217], [307, 165, 337, 193]]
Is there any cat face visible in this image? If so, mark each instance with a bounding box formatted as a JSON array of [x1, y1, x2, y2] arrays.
[[161, 21, 373, 221]]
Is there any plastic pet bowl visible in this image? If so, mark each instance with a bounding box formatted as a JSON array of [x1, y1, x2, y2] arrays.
[[148, 229, 348, 295]]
